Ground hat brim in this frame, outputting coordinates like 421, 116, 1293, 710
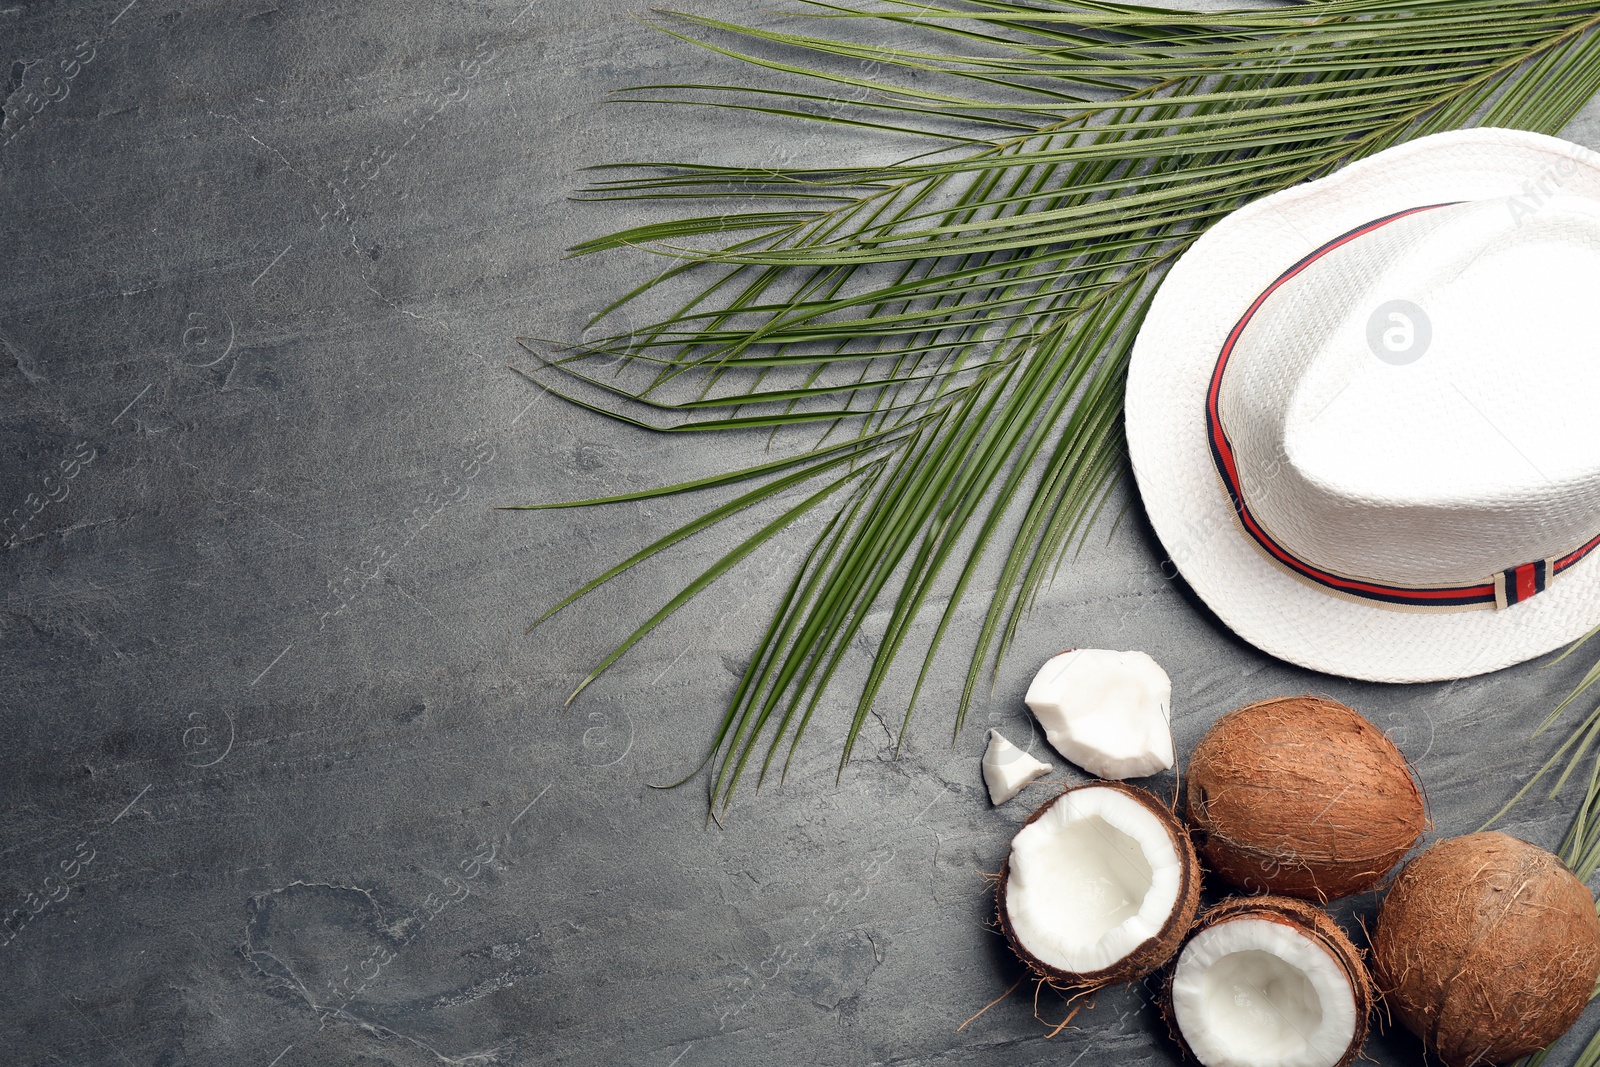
1126, 128, 1600, 683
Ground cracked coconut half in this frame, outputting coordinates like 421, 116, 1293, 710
998, 782, 1200, 990
1165, 897, 1372, 1067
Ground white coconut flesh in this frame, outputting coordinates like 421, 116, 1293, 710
1171, 919, 1357, 1067
983, 728, 1053, 805
1024, 649, 1175, 780
1005, 786, 1183, 974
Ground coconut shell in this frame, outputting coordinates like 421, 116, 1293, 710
1371, 831, 1600, 1067
996, 781, 1202, 990
1161, 895, 1374, 1067
1186, 695, 1426, 900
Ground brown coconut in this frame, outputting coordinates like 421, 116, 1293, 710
1162, 896, 1374, 1067
1372, 831, 1600, 1067
996, 781, 1202, 990
1186, 695, 1427, 900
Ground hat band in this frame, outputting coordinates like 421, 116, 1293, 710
1205, 204, 1600, 611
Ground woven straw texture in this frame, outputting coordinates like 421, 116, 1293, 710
1127, 129, 1600, 681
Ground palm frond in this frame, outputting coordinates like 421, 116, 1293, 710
519, 0, 1600, 814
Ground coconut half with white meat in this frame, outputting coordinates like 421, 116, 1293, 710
997, 782, 1201, 989
1164, 897, 1373, 1067
1024, 649, 1175, 779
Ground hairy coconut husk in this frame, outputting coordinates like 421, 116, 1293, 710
1371, 831, 1600, 1067
1161, 895, 1374, 1067
1186, 695, 1427, 900
996, 781, 1202, 991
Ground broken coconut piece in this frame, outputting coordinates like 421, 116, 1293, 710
982, 729, 1052, 805
1165, 897, 1372, 1067
1023, 649, 1175, 779
998, 782, 1200, 989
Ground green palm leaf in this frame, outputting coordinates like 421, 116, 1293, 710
513, 0, 1600, 822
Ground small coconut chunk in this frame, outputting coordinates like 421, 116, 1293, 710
982, 729, 1052, 805
1004, 784, 1187, 976
1024, 649, 1174, 779
1171, 915, 1360, 1067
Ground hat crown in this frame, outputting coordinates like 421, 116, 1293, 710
1219, 196, 1600, 586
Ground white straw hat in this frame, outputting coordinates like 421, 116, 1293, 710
1126, 129, 1600, 682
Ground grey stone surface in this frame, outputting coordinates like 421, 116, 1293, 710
3, 2, 1600, 1065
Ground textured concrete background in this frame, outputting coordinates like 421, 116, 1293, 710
4, 2, 1600, 1065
